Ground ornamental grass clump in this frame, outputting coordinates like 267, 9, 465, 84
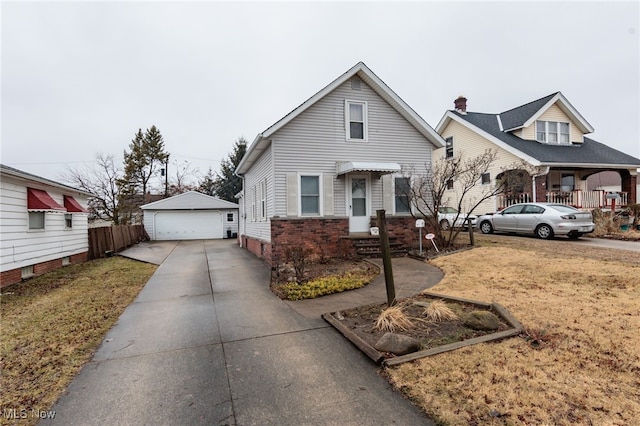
374, 305, 414, 333
423, 300, 458, 322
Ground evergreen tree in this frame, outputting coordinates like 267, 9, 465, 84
119, 125, 170, 198
198, 167, 217, 196
211, 137, 247, 202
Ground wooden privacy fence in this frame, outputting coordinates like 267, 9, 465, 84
88, 225, 148, 260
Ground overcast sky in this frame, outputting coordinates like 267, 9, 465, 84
2, 1, 639, 185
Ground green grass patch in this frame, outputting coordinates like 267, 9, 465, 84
278, 270, 377, 301
0, 257, 156, 426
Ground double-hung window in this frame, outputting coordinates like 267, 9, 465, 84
445, 137, 453, 158
260, 179, 267, 220
300, 175, 320, 215
394, 177, 411, 214
536, 120, 570, 144
345, 100, 367, 141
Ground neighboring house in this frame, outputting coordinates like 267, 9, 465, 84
235, 62, 445, 264
141, 191, 239, 240
1, 164, 91, 288
436, 93, 640, 214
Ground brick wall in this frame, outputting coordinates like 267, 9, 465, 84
270, 217, 350, 265
0, 251, 89, 289
240, 215, 430, 266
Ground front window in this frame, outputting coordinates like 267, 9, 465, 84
446, 179, 454, 190
394, 177, 411, 214
346, 100, 367, 141
300, 175, 320, 215
481, 172, 490, 185
536, 120, 570, 144
29, 212, 45, 230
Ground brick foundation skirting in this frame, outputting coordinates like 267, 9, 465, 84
0, 251, 89, 289
240, 216, 432, 266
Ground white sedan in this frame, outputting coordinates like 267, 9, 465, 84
477, 202, 594, 239
437, 206, 477, 230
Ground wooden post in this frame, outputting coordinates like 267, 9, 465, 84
376, 209, 396, 306
468, 218, 475, 246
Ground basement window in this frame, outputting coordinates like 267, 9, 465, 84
21, 265, 35, 279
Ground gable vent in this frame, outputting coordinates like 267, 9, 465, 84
351, 77, 362, 90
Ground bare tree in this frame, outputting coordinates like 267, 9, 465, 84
167, 159, 199, 196
403, 149, 532, 248
61, 153, 130, 225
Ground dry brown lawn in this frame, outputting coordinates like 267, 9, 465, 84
387, 234, 640, 425
0, 257, 156, 426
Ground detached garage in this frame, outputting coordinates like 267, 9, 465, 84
141, 191, 239, 241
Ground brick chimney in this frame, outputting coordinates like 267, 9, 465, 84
454, 96, 467, 114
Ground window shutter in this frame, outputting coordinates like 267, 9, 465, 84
382, 174, 394, 213
286, 173, 298, 216
323, 174, 334, 216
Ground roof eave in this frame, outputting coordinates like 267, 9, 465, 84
1, 164, 93, 197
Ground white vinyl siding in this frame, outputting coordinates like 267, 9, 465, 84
0, 177, 89, 273
271, 78, 434, 219
242, 143, 274, 242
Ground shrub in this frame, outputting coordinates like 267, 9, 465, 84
283, 245, 313, 284
278, 270, 374, 300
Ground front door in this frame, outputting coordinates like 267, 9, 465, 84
349, 175, 370, 233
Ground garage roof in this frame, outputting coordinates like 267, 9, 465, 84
141, 191, 239, 210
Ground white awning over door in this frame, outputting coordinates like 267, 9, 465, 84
336, 161, 401, 175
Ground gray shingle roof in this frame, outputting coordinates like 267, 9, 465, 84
498, 92, 558, 131
453, 111, 640, 166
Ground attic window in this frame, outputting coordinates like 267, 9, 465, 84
345, 100, 368, 141
351, 77, 362, 90
536, 120, 570, 144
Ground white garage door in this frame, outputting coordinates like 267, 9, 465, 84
154, 211, 223, 240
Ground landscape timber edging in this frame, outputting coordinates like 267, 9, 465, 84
322, 291, 523, 367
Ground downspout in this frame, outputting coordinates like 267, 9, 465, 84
532, 167, 550, 203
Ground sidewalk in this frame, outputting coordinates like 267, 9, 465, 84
44, 240, 436, 425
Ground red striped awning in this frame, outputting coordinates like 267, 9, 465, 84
27, 188, 66, 211
64, 195, 88, 213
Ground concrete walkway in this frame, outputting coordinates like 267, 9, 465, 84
44, 240, 437, 425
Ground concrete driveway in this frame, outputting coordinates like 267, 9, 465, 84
44, 240, 434, 425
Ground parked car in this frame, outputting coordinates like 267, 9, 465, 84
477, 203, 594, 239
437, 206, 477, 230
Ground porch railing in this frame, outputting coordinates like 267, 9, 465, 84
497, 191, 629, 210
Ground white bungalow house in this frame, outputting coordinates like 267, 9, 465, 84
141, 191, 239, 240
435, 93, 640, 214
1, 164, 91, 288
235, 62, 445, 264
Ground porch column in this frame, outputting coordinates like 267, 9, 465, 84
622, 174, 637, 204
534, 175, 547, 203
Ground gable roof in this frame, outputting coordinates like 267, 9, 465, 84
140, 191, 239, 210
498, 92, 594, 133
438, 110, 640, 168
1, 163, 93, 197
236, 61, 445, 175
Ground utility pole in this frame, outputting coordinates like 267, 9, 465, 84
164, 156, 169, 198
